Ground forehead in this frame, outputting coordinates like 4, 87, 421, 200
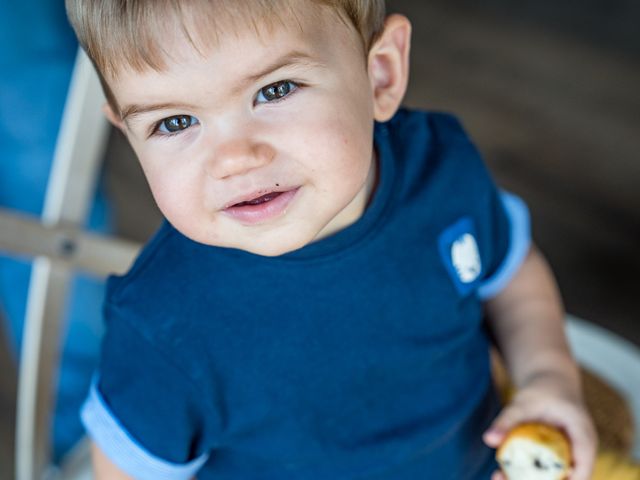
107, 3, 364, 109
104, 1, 357, 82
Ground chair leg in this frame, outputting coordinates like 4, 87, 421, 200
16, 259, 71, 480
14, 48, 109, 480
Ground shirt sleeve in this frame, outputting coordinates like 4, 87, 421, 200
429, 113, 532, 301
476, 190, 531, 300
80, 311, 216, 480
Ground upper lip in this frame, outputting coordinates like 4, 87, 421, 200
223, 186, 298, 209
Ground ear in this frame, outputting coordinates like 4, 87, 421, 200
368, 14, 412, 122
102, 102, 126, 131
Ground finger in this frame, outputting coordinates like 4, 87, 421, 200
483, 408, 523, 447
570, 449, 596, 480
565, 420, 597, 480
568, 432, 597, 480
491, 470, 506, 480
483, 428, 504, 448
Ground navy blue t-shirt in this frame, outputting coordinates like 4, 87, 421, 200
82, 109, 530, 479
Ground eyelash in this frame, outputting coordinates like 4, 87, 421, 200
149, 80, 301, 138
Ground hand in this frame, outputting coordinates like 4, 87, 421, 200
482, 379, 597, 480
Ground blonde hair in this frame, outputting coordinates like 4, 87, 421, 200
65, 0, 386, 80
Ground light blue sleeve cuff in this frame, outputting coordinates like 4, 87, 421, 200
80, 376, 210, 480
477, 191, 531, 300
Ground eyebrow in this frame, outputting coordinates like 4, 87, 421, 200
120, 50, 323, 122
231, 50, 322, 96
121, 101, 198, 122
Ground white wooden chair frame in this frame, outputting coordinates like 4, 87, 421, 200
0, 50, 139, 480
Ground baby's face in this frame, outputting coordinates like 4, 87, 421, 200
109, 6, 378, 256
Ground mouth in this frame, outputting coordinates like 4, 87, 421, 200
233, 191, 286, 207
222, 187, 300, 224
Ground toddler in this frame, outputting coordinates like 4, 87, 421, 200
65, 1, 597, 478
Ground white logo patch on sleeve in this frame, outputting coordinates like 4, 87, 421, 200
451, 233, 481, 283
438, 217, 483, 296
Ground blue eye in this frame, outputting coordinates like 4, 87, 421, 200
255, 81, 298, 104
156, 115, 199, 135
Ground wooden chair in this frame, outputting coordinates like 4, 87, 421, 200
0, 49, 139, 480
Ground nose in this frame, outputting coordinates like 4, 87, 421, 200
207, 138, 275, 180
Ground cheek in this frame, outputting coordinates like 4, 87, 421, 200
330, 90, 374, 176
311, 134, 373, 209
324, 118, 374, 181
302, 97, 372, 159
138, 156, 201, 220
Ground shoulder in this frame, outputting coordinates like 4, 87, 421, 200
379, 109, 531, 298
105, 221, 185, 303
380, 108, 495, 207
383, 108, 488, 179
103, 221, 222, 338
384, 108, 474, 152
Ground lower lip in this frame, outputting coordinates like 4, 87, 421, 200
223, 188, 300, 224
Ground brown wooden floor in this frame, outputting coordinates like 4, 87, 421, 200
1, 2, 638, 478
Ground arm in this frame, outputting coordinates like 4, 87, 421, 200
483, 245, 597, 480
92, 443, 134, 480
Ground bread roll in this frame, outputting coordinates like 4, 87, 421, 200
496, 423, 572, 480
